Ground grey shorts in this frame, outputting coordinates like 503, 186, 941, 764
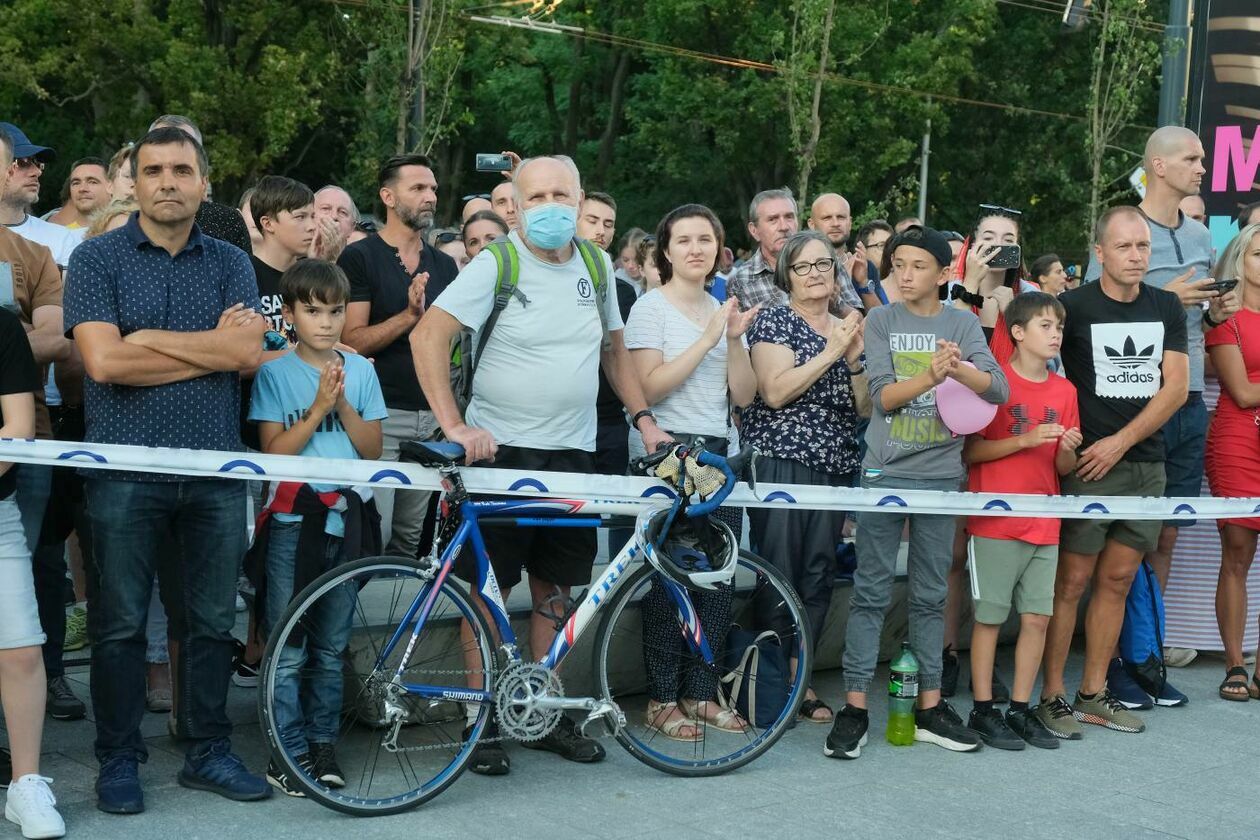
1059, 461, 1166, 555
0, 496, 46, 650
968, 536, 1057, 624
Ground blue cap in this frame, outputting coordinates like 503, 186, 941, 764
0, 122, 55, 162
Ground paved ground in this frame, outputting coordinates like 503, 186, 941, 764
28, 642, 1258, 840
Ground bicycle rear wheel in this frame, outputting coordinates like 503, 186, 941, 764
258, 556, 495, 816
592, 549, 810, 776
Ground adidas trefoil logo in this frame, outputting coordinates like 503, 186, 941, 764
1103, 336, 1156, 384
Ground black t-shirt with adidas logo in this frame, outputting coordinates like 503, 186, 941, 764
1059, 279, 1187, 462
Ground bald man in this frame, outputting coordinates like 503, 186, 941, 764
809, 192, 882, 310
1083, 125, 1239, 709
314, 185, 358, 240
461, 195, 491, 224
1178, 194, 1206, 225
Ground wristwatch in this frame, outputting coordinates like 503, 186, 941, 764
631, 409, 655, 430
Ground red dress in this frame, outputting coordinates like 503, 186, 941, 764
1205, 308, 1260, 531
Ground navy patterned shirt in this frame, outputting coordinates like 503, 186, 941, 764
63, 212, 261, 481
740, 305, 861, 476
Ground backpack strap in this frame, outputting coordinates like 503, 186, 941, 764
468, 239, 528, 388
574, 237, 612, 351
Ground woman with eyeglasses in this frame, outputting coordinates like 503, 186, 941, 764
624, 204, 757, 741
742, 230, 870, 724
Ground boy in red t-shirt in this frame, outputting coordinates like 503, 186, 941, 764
963, 292, 1080, 750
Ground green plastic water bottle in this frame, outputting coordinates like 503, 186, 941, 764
886, 642, 919, 746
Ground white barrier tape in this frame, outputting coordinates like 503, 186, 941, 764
0, 437, 1253, 521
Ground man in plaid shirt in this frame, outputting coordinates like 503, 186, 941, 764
728, 188, 863, 315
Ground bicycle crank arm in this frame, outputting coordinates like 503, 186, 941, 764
532, 695, 601, 712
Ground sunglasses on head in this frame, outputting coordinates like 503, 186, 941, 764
461, 193, 491, 202
434, 230, 460, 245
978, 203, 1022, 219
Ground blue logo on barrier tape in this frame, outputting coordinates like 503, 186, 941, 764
509, 477, 549, 492
1253, 505, 1260, 514
982, 499, 1013, 511
218, 459, 265, 475
368, 469, 412, 485
764, 491, 797, 504
1082, 502, 1110, 514
641, 486, 677, 500
877, 495, 908, 507
1171, 504, 1196, 516
57, 449, 108, 464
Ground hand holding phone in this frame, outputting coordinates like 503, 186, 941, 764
475, 153, 513, 173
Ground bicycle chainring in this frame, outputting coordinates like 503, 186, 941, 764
494, 661, 564, 742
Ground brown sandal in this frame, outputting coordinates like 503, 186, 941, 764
1219, 666, 1250, 702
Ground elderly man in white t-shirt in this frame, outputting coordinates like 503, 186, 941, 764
412, 155, 671, 774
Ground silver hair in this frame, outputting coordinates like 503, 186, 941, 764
149, 114, 203, 145
315, 185, 360, 223
749, 188, 797, 224
512, 155, 583, 207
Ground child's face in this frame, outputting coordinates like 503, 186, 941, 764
642, 252, 662, 289
264, 203, 317, 258
283, 296, 346, 351
890, 244, 948, 304
1012, 308, 1063, 360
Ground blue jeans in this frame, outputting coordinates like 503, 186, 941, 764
14, 464, 67, 677
262, 520, 355, 757
86, 478, 245, 762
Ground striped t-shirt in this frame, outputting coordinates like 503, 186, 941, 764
624, 288, 731, 436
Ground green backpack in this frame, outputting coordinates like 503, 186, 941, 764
451, 237, 610, 410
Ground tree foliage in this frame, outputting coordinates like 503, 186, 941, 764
0, 0, 1162, 259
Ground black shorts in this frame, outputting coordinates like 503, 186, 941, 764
454, 446, 598, 590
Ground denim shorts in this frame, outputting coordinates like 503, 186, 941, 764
0, 496, 46, 650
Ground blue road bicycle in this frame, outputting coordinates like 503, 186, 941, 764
258, 439, 810, 816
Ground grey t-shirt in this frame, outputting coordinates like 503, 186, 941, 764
1085, 209, 1212, 392
432, 230, 622, 451
862, 302, 1009, 479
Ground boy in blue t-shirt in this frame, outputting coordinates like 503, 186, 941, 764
248, 259, 387, 796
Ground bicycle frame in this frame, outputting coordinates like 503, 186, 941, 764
375, 495, 719, 704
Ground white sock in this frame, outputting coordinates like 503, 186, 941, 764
465, 701, 481, 728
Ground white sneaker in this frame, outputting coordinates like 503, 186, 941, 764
4, 775, 65, 839
1163, 647, 1197, 668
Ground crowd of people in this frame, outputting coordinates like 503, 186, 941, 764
0, 112, 1259, 837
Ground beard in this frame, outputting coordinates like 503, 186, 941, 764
397, 202, 435, 232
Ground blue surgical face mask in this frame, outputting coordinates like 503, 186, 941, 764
521, 202, 577, 250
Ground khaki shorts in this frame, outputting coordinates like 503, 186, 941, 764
967, 536, 1057, 625
1059, 461, 1166, 556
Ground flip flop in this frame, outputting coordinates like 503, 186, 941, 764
1219, 666, 1250, 702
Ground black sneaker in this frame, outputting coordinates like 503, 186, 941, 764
464, 721, 509, 776
968, 668, 1011, 704
231, 641, 260, 688
308, 742, 345, 788
1005, 708, 1060, 750
266, 756, 312, 797
519, 715, 606, 763
914, 701, 981, 752
822, 705, 869, 760
0, 746, 10, 789
47, 675, 86, 721
967, 707, 1025, 751
941, 647, 959, 698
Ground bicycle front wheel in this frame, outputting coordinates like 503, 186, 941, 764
258, 556, 495, 816
592, 549, 810, 777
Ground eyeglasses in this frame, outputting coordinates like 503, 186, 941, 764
789, 257, 835, 277
978, 203, 1022, 219
434, 230, 460, 245
12, 157, 45, 172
